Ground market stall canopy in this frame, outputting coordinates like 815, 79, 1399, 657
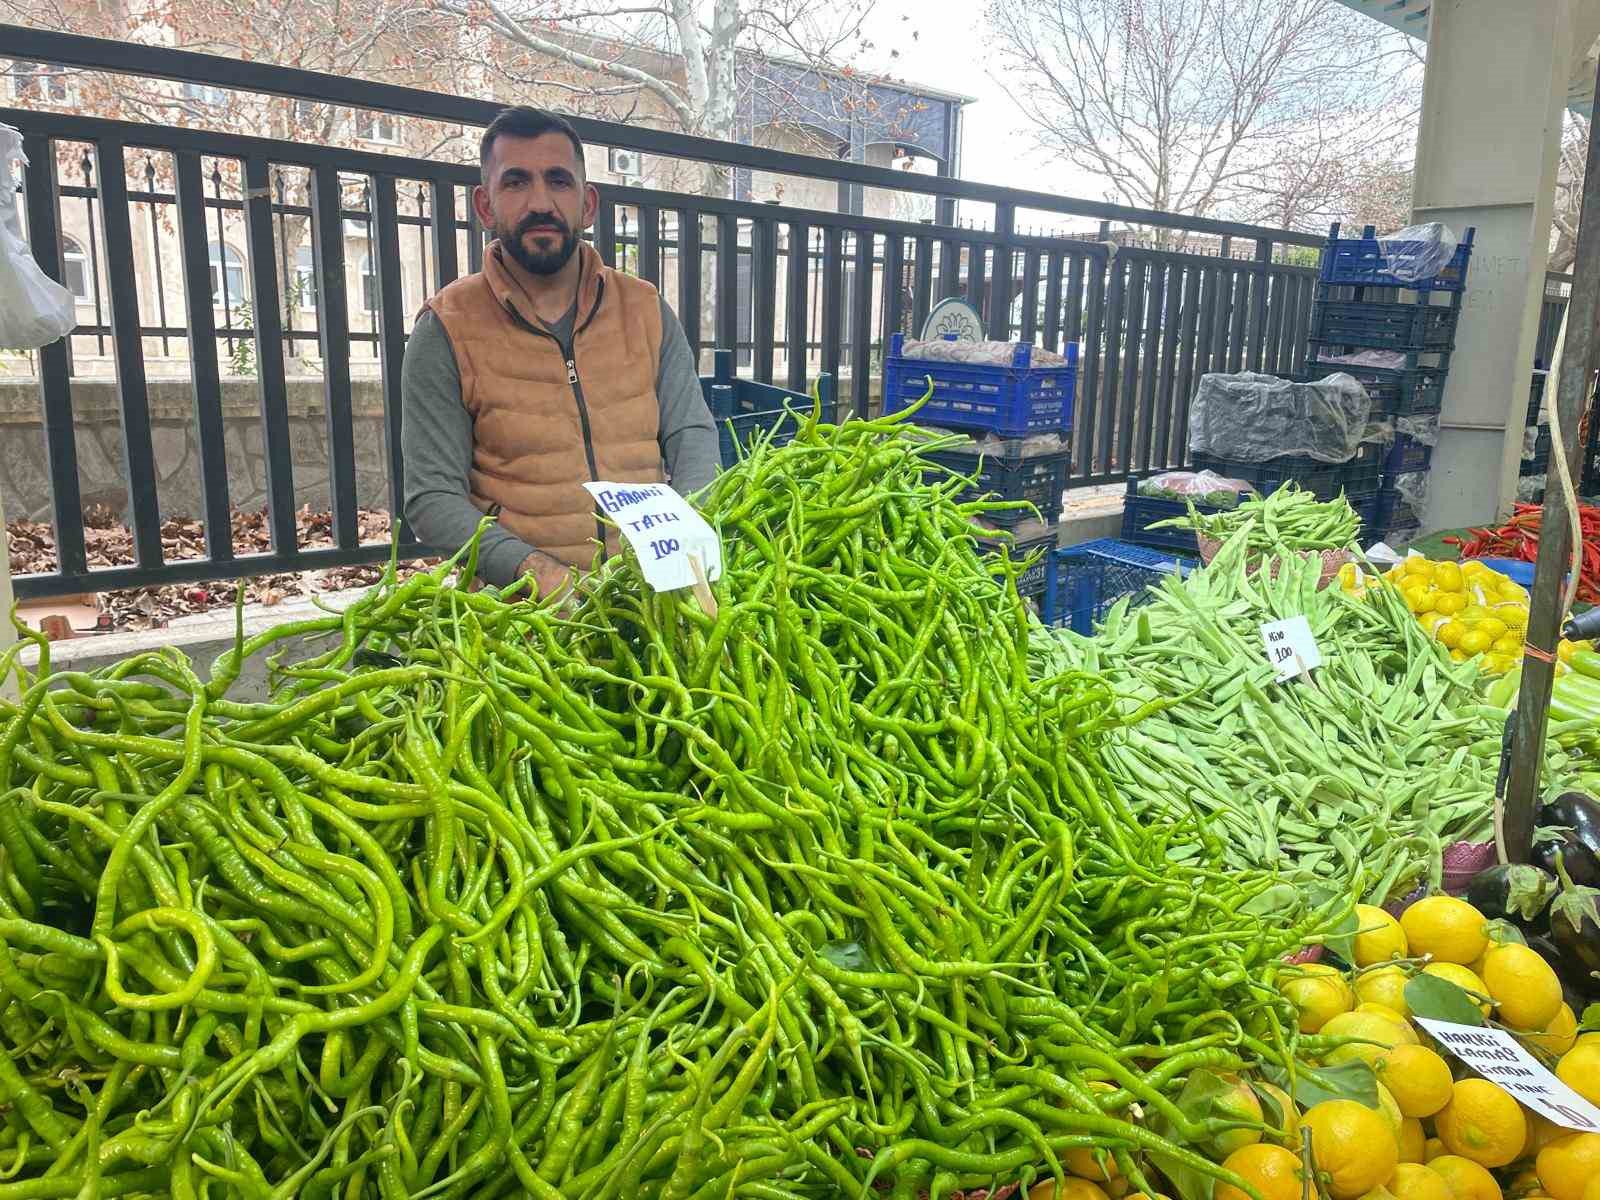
1332, 0, 1600, 116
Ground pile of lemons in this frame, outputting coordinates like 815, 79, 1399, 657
1269, 895, 1600, 1200
1337, 556, 1579, 675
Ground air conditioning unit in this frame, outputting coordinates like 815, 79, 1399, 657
607, 148, 641, 180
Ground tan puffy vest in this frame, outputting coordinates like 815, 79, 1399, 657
422, 240, 666, 567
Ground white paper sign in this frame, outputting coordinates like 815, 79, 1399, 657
1260, 615, 1322, 681
1418, 1019, 1600, 1132
582, 481, 722, 593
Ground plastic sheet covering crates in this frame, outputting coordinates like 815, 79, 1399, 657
1318, 222, 1475, 293
1302, 358, 1447, 418
1041, 539, 1191, 634
1523, 426, 1552, 477
1118, 479, 1245, 556
1375, 475, 1428, 531
701, 350, 837, 467
975, 520, 1056, 599
883, 332, 1076, 437
924, 438, 1071, 527
1310, 298, 1459, 353
1529, 372, 1547, 427
1188, 444, 1382, 501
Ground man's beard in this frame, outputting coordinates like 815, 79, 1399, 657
498, 211, 579, 276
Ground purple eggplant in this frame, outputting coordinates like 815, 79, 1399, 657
1531, 792, 1600, 889
1547, 856, 1600, 998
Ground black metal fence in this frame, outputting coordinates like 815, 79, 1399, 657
2, 25, 1339, 599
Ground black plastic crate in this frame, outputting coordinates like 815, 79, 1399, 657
925, 440, 1071, 527
1302, 357, 1447, 418
976, 521, 1056, 598
1384, 431, 1433, 475
1529, 373, 1546, 426
1375, 475, 1428, 530
711, 389, 840, 465
1318, 223, 1474, 292
1311, 298, 1459, 353
1188, 444, 1383, 501
1041, 539, 1193, 633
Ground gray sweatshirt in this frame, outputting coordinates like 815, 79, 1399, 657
401, 298, 720, 586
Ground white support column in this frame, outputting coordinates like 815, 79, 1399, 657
1413, 0, 1584, 531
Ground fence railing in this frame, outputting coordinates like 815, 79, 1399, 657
2, 25, 1337, 600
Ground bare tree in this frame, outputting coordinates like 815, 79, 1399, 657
1550, 112, 1589, 273
985, 0, 1419, 243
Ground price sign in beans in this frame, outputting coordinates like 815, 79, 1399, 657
583, 481, 723, 593
1260, 615, 1322, 681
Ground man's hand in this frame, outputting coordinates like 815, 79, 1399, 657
518, 550, 575, 600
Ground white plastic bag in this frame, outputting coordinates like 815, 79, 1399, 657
0, 123, 75, 351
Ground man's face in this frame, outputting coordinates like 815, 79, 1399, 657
474, 131, 597, 276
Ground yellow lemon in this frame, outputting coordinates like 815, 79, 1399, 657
1477, 617, 1509, 642
1522, 1110, 1566, 1160
1459, 629, 1495, 657
1356, 1004, 1421, 1044
1434, 562, 1464, 592
1559, 640, 1580, 663
1398, 1118, 1427, 1164
1215, 1144, 1306, 1200
1323, 1010, 1416, 1066
1255, 1081, 1301, 1149
1300, 1100, 1401, 1200
1537, 1133, 1600, 1200
1281, 963, 1355, 1033
1494, 635, 1523, 655
1522, 1004, 1578, 1059
1424, 1139, 1447, 1163
1210, 1073, 1265, 1157
1555, 1043, 1600, 1106
1355, 905, 1411, 967
1482, 943, 1564, 1030
1422, 963, 1492, 1016
1435, 1078, 1526, 1168
1436, 595, 1468, 618
1403, 897, 1490, 965
1377, 1044, 1454, 1118
1030, 1182, 1112, 1200
1392, 1164, 1456, 1200
1429, 1156, 1504, 1200
1404, 557, 1436, 578
1357, 966, 1413, 1019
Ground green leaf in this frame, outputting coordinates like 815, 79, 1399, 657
1404, 973, 1486, 1026
1151, 1150, 1217, 1200
1242, 883, 1302, 918
819, 940, 873, 972
1321, 907, 1361, 966
1263, 1060, 1378, 1110
1581, 1003, 1600, 1032
1484, 919, 1527, 947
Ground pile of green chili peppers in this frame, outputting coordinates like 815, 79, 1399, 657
0, 403, 1343, 1199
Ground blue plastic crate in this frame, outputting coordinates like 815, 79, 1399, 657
1318, 223, 1475, 292
1118, 478, 1251, 555
708, 383, 839, 466
1041, 539, 1192, 633
924, 440, 1071, 526
1374, 473, 1429, 530
1302, 360, 1447, 418
883, 332, 1076, 437
976, 523, 1057, 598
1385, 431, 1433, 475
1311, 299, 1458, 352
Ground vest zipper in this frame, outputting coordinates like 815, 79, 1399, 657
502, 278, 610, 556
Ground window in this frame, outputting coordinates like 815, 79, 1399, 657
60, 235, 90, 302
360, 254, 378, 311
354, 112, 399, 145
11, 61, 70, 103
182, 81, 229, 105
294, 245, 317, 311
208, 241, 247, 308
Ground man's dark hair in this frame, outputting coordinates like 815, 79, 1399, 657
479, 107, 586, 183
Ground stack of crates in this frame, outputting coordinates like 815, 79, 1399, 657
882, 332, 1077, 605
1040, 539, 1192, 633
1307, 223, 1474, 545
1523, 370, 1549, 502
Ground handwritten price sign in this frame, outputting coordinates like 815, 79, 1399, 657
583, 481, 723, 593
1260, 615, 1322, 682
1418, 1020, 1600, 1132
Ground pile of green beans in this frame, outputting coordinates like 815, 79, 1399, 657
1031, 529, 1500, 904
1149, 484, 1362, 553
0, 406, 1341, 1199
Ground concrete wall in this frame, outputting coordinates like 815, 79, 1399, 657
0, 376, 393, 525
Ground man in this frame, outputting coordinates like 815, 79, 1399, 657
402, 106, 719, 595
